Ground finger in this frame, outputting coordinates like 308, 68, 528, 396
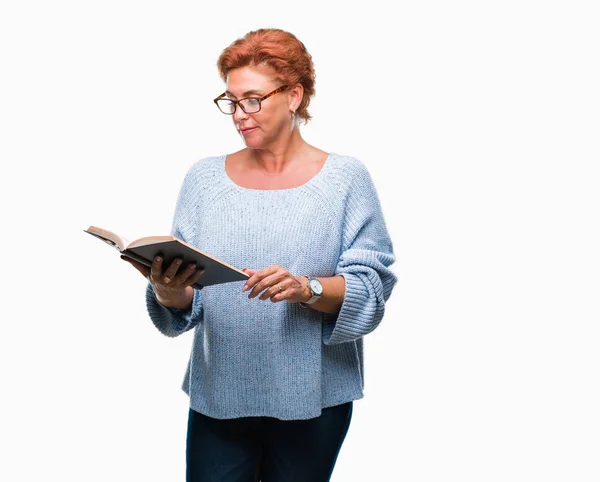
150, 255, 164, 282
241, 268, 260, 293
244, 266, 281, 296
251, 271, 284, 299
259, 278, 288, 301
187, 266, 206, 287
259, 284, 277, 301
175, 263, 201, 285
241, 268, 255, 286
163, 258, 184, 284
270, 289, 286, 303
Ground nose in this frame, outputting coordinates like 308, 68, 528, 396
233, 104, 249, 124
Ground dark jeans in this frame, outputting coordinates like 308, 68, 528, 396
186, 401, 353, 482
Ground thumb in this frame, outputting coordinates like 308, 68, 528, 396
121, 255, 151, 278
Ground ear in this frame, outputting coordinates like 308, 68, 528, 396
289, 83, 304, 112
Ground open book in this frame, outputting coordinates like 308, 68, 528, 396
84, 225, 249, 289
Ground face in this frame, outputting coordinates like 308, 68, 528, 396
224, 65, 299, 149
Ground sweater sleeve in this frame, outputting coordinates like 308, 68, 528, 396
145, 282, 203, 337
145, 167, 205, 338
322, 163, 397, 345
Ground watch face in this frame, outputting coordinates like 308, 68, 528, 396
309, 278, 323, 295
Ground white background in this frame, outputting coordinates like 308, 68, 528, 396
1, 1, 598, 481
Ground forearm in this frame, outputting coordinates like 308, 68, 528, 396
301, 275, 345, 315
155, 285, 195, 310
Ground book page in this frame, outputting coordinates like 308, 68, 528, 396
84, 226, 129, 252
128, 236, 176, 249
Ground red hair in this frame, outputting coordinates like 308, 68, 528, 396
217, 29, 316, 124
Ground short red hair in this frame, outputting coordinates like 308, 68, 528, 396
217, 29, 316, 124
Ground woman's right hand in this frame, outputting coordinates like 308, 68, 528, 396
121, 255, 205, 309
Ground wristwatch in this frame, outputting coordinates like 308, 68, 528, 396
300, 276, 323, 307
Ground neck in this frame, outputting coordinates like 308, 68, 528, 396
248, 128, 309, 175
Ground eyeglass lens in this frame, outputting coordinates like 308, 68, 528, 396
216, 98, 261, 114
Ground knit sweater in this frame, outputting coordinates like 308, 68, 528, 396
145, 152, 397, 420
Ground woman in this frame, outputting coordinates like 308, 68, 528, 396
122, 28, 397, 482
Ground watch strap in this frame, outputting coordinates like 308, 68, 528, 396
299, 276, 321, 308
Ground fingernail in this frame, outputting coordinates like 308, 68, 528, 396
242, 285, 248, 292
164, 277, 171, 284
155, 256, 162, 262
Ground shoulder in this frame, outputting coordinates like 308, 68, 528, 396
327, 153, 377, 193
174, 155, 227, 203
185, 155, 226, 180
328, 152, 367, 172
174, 155, 228, 193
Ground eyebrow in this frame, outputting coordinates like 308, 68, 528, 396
225, 89, 264, 98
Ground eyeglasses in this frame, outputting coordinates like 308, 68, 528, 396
214, 85, 289, 115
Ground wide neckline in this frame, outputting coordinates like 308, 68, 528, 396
222, 152, 333, 193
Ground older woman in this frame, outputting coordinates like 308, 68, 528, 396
122, 28, 397, 482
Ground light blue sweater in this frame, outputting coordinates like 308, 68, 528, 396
145, 152, 397, 420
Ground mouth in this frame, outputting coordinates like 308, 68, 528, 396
239, 127, 257, 135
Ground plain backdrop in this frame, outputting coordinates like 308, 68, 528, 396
1, 1, 599, 481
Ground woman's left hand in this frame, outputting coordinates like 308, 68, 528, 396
241, 265, 309, 304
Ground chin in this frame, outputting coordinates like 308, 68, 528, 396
242, 140, 264, 149
240, 134, 265, 149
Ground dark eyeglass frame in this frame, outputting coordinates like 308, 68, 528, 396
213, 85, 289, 115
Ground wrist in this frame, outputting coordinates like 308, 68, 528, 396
299, 275, 323, 307
301, 276, 312, 303
155, 286, 194, 310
